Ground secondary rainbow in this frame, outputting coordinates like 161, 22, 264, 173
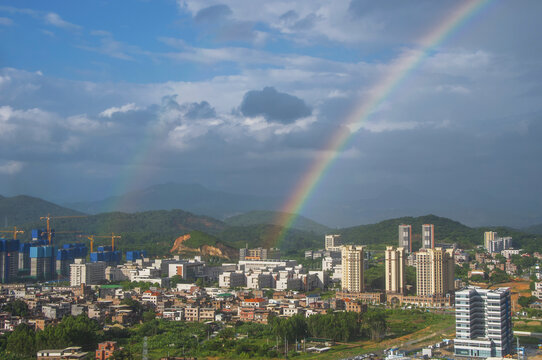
273, 0, 495, 244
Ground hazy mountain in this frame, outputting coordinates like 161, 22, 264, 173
305, 185, 542, 229
225, 210, 330, 235
65, 183, 280, 220
0, 195, 85, 228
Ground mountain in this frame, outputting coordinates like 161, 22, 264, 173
225, 210, 330, 235
219, 224, 322, 255
65, 183, 280, 220
305, 185, 542, 228
524, 223, 542, 235
0, 195, 85, 228
336, 214, 540, 252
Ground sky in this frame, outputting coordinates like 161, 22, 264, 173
1, 0, 542, 225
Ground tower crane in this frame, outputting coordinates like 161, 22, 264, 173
0, 226, 24, 240
78, 233, 121, 252
40, 214, 86, 245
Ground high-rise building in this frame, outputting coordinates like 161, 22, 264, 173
416, 247, 454, 296
484, 232, 513, 253
385, 246, 405, 294
0, 239, 19, 283
325, 234, 342, 251
70, 259, 107, 286
454, 287, 513, 357
422, 224, 435, 249
341, 245, 364, 292
30, 245, 56, 281
484, 231, 497, 250
398, 225, 412, 253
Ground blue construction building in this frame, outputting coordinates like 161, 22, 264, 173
90, 245, 121, 265
0, 239, 19, 283
56, 243, 88, 277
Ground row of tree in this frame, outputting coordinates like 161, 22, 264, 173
269, 309, 388, 343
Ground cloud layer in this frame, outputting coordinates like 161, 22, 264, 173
0, 1, 541, 226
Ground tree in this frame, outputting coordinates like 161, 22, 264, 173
518, 296, 537, 308
362, 311, 387, 342
2, 300, 29, 317
6, 323, 36, 357
111, 348, 135, 360
142, 311, 156, 323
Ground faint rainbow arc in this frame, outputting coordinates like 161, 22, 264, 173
272, 0, 494, 245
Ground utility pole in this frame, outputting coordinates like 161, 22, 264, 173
142, 336, 148, 360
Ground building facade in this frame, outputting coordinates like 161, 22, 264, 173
398, 225, 412, 253
416, 247, 454, 296
341, 245, 364, 292
422, 224, 435, 249
454, 287, 513, 358
385, 246, 405, 294
325, 234, 342, 251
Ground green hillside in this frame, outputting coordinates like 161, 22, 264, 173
0, 195, 85, 227
219, 224, 321, 255
15, 209, 227, 256
338, 214, 540, 252
225, 210, 330, 235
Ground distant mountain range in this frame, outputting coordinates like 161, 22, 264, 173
225, 210, 330, 235
0, 195, 84, 227
65, 183, 280, 220
63, 182, 542, 228
1, 189, 540, 256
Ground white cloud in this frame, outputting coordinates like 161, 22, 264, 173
0, 17, 13, 26
99, 103, 140, 118
44, 12, 81, 30
0, 161, 24, 175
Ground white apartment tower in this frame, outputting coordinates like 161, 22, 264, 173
422, 224, 435, 249
385, 246, 405, 294
416, 247, 454, 296
398, 225, 412, 253
70, 259, 106, 286
454, 287, 513, 357
325, 234, 342, 251
341, 245, 364, 292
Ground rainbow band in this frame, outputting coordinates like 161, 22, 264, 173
273, 0, 494, 244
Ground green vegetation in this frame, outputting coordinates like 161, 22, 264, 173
225, 210, 331, 235
1, 315, 100, 359
2, 300, 29, 317
0, 195, 84, 228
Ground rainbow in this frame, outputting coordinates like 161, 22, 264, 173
273, 0, 494, 245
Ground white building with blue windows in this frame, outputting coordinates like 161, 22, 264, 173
454, 287, 513, 358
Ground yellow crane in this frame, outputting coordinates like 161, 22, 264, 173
40, 214, 86, 245
0, 226, 24, 240
79, 233, 121, 252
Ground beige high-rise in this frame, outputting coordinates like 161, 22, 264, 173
341, 245, 364, 292
385, 246, 405, 294
416, 247, 454, 296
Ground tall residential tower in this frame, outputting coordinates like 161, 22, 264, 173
416, 247, 454, 296
341, 245, 364, 293
385, 246, 405, 294
398, 225, 412, 253
422, 224, 435, 249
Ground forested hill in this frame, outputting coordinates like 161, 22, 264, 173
337, 214, 540, 251
225, 210, 330, 235
0, 195, 85, 226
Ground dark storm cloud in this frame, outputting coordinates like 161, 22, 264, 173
239, 87, 311, 123
194, 4, 232, 23
183, 101, 217, 119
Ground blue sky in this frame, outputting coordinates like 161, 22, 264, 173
1, 0, 542, 227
